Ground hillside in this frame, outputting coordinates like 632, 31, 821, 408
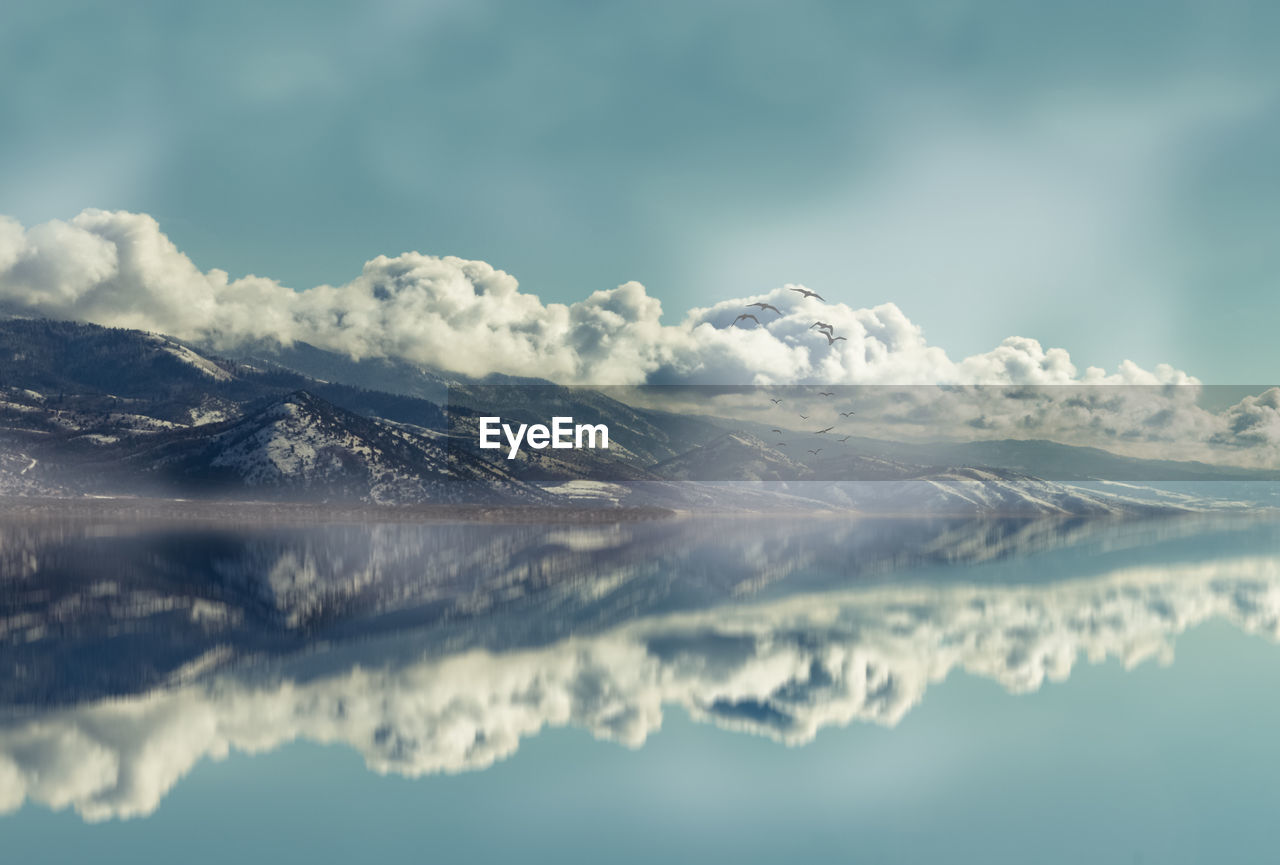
0, 316, 1264, 514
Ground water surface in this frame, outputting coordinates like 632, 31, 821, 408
2, 512, 1278, 863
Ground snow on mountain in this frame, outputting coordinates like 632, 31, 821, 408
148, 334, 234, 381
650, 432, 813, 481
0, 448, 66, 496
207, 395, 397, 485
120, 391, 538, 504
864, 467, 1173, 516
643, 437, 1185, 515
0, 315, 1268, 512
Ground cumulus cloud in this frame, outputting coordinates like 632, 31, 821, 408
0, 208, 1202, 388
1214, 388, 1280, 448
4, 209, 1277, 465
3, 549, 1279, 821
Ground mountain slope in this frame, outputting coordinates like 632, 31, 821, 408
110, 392, 538, 503
227, 340, 729, 464
650, 432, 814, 481
0, 315, 1265, 513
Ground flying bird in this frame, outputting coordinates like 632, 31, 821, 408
769, 398, 783, 405
838, 436, 851, 443
823, 333, 847, 345
806, 448, 823, 455
818, 391, 834, 397
775, 442, 788, 447
810, 322, 834, 332
771, 428, 783, 434
798, 414, 809, 420
814, 427, 834, 434
733, 313, 761, 326
748, 302, 782, 314
790, 288, 825, 301
840, 411, 856, 417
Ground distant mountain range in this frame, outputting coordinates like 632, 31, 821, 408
0, 316, 1272, 514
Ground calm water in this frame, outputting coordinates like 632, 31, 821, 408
2, 512, 1279, 863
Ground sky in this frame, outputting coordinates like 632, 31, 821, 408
1, 0, 1278, 382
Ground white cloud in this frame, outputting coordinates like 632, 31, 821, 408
0, 208, 1202, 388
4, 209, 1279, 465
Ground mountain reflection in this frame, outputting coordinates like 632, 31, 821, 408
1, 512, 1278, 821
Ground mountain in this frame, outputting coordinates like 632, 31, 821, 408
0, 315, 1266, 513
650, 432, 814, 481
855, 437, 1280, 482
636, 432, 1208, 515
813, 467, 1174, 515
0, 317, 241, 405
224, 339, 455, 402
0, 319, 535, 503
221, 340, 730, 463
106, 391, 539, 503
202, 335, 1280, 489
650, 432, 930, 482
0, 317, 448, 432
729, 415, 1280, 483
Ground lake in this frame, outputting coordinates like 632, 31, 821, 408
2, 511, 1278, 863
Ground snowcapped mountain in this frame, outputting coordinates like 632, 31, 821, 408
0, 315, 1267, 513
0, 448, 66, 497
0, 318, 473, 502
109, 392, 540, 503
805, 467, 1180, 516
637, 434, 1198, 515
650, 432, 814, 481
648, 431, 936, 483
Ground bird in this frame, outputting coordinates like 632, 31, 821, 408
733, 313, 760, 326
814, 426, 834, 434
771, 428, 783, 434
769, 398, 783, 405
798, 414, 809, 420
790, 288, 825, 301
748, 302, 782, 314
810, 321, 835, 332
818, 391, 834, 397
839, 411, 856, 417
823, 333, 847, 345
807, 448, 823, 455
838, 436, 851, 443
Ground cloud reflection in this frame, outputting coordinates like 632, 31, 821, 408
2, 524, 1277, 821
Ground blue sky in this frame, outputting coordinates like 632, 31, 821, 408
2, 0, 1277, 381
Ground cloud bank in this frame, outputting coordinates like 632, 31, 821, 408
5, 209, 1277, 465
0, 209, 1200, 387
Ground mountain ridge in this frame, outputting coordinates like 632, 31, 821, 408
1, 315, 1269, 514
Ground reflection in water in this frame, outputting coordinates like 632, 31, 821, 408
1, 513, 1278, 820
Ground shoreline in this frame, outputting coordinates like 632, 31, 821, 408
0, 494, 1260, 526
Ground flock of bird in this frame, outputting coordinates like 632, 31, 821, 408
727, 286, 859, 460
731, 287, 848, 347
763, 388, 857, 458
